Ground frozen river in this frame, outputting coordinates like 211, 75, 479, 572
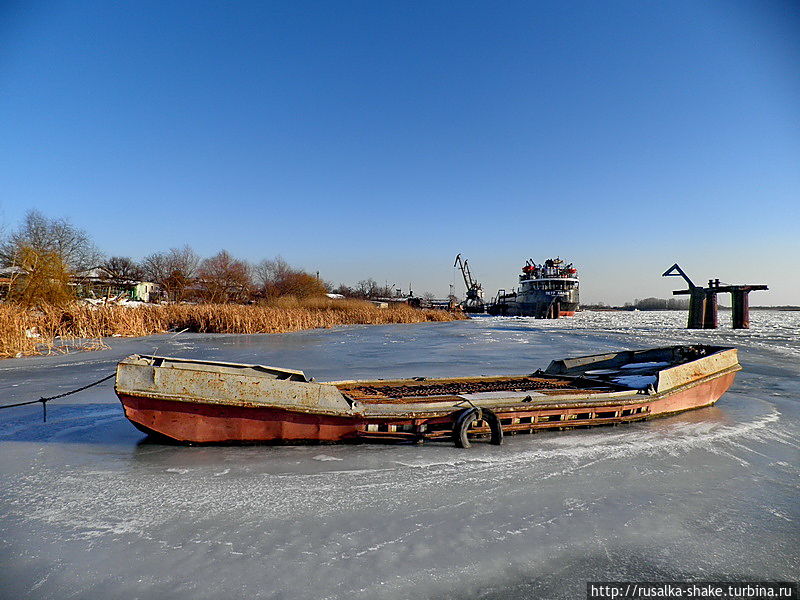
1, 311, 798, 599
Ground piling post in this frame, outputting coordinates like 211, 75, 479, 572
703, 290, 719, 329
663, 263, 767, 330
731, 290, 751, 329
688, 287, 706, 329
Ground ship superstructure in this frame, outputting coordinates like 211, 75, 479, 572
488, 257, 579, 318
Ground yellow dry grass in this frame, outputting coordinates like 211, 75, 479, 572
0, 299, 465, 358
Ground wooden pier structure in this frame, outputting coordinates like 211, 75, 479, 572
662, 264, 768, 329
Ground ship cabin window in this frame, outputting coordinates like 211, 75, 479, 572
531, 280, 570, 291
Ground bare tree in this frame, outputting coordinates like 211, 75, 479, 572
272, 271, 328, 298
140, 252, 169, 289
330, 283, 359, 298
100, 256, 144, 282
197, 250, 250, 303
141, 245, 200, 302
356, 278, 379, 298
253, 256, 291, 292
355, 278, 395, 299
0, 209, 101, 272
255, 256, 328, 299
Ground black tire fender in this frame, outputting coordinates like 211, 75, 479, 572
452, 407, 480, 448
452, 407, 503, 448
482, 408, 504, 446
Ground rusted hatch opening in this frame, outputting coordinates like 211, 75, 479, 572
595, 411, 617, 419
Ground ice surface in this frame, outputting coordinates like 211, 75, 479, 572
612, 375, 658, 388
1, 311, 798, 599
619, 361, 670, 370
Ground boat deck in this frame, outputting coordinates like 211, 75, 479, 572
335, 375, 619, 404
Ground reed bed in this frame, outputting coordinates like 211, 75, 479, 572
0, 299, 465, 358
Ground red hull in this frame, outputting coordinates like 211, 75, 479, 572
119, 394, 362, 444
118, 372, 736, 444
646, 371, 735, 417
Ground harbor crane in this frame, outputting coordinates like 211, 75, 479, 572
453, 253, 485, 312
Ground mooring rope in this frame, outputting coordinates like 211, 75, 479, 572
0, 372, 116, 422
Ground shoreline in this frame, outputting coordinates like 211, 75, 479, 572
1, 300, 466, 359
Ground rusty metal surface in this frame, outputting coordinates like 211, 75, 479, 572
127, 355, 308, 380
119, 393, 361, 443
336, 376, 589, 402
655, 348, 739, 393
357, 389, 642, 418
356, 369, 738, 443
116, 355, 355, 416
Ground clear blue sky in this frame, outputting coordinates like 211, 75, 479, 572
2, 1, 798, 304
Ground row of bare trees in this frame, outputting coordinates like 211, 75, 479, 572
134, 248, 330, 303
331, 279, 398, 299
0, 210, 404, 306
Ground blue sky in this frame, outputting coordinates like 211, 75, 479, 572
1, 1, 798, 304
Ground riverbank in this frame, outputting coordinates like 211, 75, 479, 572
0, 299, 465, 358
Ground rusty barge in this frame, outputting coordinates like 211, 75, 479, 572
115, 345, 740, 447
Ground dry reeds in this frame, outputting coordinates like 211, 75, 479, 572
0, 299, 465, 358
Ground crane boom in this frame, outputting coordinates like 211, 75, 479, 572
453, 253, 485, 311
454, 254, 474, 290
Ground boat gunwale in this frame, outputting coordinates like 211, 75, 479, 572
119, 354, 308, 378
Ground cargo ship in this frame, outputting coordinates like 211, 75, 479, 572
488, 257, 579, 318
115, 345, 739, 448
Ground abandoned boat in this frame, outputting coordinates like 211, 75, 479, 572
115, 345, 740, 447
